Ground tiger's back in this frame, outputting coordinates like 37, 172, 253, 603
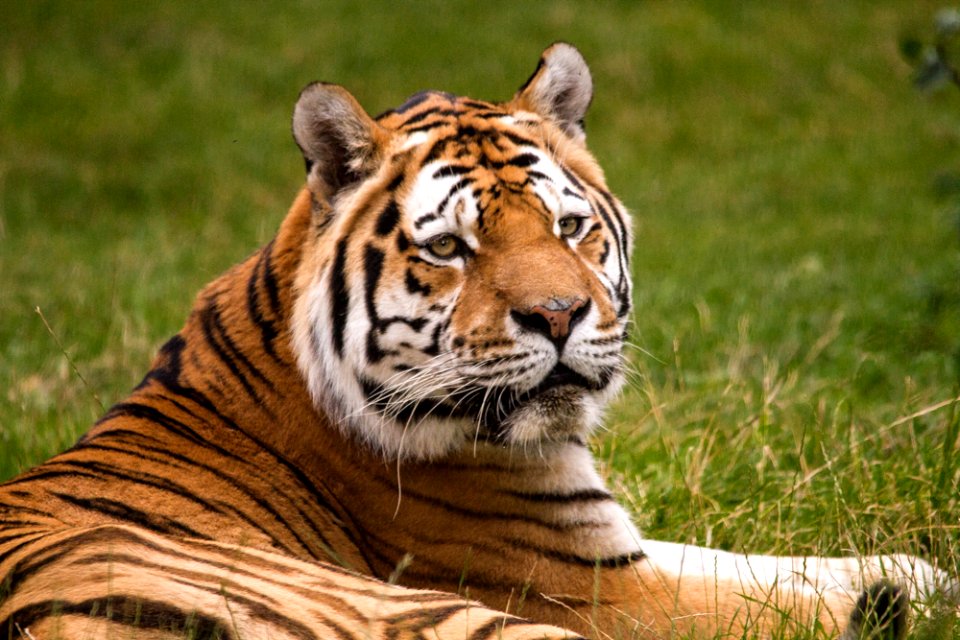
1, 44, 945, 640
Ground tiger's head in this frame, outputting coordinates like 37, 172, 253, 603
290, 44, 632, 460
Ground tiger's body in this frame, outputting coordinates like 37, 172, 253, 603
0, 44, 948, 639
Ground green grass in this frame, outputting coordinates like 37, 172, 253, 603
2, 1, 960, 637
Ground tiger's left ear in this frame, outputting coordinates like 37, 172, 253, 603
513, 43, 593, 142
292, 82, 389, 200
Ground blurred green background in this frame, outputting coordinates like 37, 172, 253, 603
3, 3, 960, 633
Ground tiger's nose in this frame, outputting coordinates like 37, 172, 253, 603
511, 297, 590, 348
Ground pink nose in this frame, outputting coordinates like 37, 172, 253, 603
512, 297, 589, 346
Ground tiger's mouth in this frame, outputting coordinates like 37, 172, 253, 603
360, 362, 608, 439
527, 362, 601, 395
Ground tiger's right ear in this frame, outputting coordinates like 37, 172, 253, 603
513, 43, 593, 142
292, 82, 388, 199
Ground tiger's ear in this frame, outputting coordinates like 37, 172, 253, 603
292, 82, 388, 198
513, 43, 593, 141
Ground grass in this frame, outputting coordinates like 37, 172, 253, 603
2, 1, 960, 637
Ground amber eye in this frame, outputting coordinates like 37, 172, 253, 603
558, 216, 584, 238
426, 235, 460, 258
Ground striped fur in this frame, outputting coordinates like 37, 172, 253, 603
0, 44, 949, 639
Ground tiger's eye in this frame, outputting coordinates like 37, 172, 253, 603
558, 216, 583, 238
427, 235, 459, 258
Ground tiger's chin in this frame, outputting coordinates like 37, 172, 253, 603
497, 385, 604, 449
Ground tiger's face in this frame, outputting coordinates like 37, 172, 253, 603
291, 45, 632, 460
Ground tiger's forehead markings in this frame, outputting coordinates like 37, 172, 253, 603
377, 90, 595, 250
406, 160, 482, 250
378, 91, 511, 137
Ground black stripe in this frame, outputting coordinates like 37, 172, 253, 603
386, 172, 405, 192
455, 124, 480, 138
560, 165, 585, 190
472, 111, 511, 120
435, 176, 471, 219
363, 245, 386, 364
179, 581, 337, 640
97, 401, 370, 568
361, 468, 606, 534
518, 55, 546, 94
597, 189, 629, 258
401, 107, 455, 128
461, 352, 527, 368
261, 240, 284, 318
378, 315, 428, 332
131, 334, 186, 394
617, 271, 631, 318
74, 441, 328, 558
526, 169, 550, 183
474, 188, 490, 231
159, 569, 334, 640
0, 466, 110, 489
422, 320, 443, 357
246, 244, 283, 365
590, 196, 624, 265
467, 364, 536, 383
404, 120, 449, 135
0, 500, 59, 521
83, 417, 346, 561
404, 269, 431, 296
422, 135, 452, 165
51, 492, 209, 539
330, 239, 350, 358
56, 457, 222, 513
1, 597, 234, 640
100, 401, 213, 450
382, 603, 469, 632
0, 532, 51, 567
458, 99, 495, 110
506, 536, 646, 568
375, 200, 401, 236
499, 130, 537, 148
432, 164, 472, 180
506, 488, 613, 503
413, 212, 438, 229
198, 303, 265, 402
359, 376, 466, 423
0, 526, 45, 544
598, 238, 610, 266
503, 152, 539, 168
590, 194, 631, 318
207, 299, 275, 390
470, 616, 575, 640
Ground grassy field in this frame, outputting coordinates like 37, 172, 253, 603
3, 1, 960, 637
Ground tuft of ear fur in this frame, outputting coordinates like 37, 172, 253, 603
841, 582, 909, 640
513, 42, 593, 141
292, 82, 387, 199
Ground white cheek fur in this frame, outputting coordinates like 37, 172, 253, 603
293, 266, 475, 461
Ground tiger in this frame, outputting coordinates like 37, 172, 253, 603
0, 43, 951, 640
